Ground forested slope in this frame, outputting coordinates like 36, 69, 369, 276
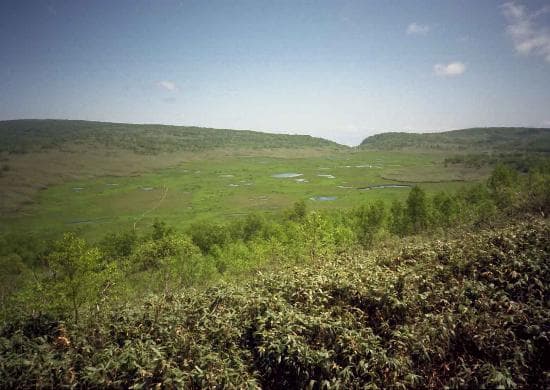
0, 120, 344, 154
360, 127, 550, 152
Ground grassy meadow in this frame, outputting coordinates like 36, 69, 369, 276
2, 148, 487, 240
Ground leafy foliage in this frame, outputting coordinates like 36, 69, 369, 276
1, 219, 548, 388
45, 233, 107, 324
355, 200, 385, 247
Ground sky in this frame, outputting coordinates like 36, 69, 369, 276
1, 1, 549, 145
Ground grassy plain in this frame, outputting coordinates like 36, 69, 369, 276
0, 119, 342, 215
1, 148, 487, 241
5, 120, 537, 241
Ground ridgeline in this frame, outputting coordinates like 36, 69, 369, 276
360, 127, 550, 152
0, 119, 345, 154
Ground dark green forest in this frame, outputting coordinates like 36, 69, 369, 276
0, 120, 343, 155
360, 127, 550, 152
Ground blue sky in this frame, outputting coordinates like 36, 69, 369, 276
1, 0, 549, 145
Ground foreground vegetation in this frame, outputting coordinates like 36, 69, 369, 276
1, 157, 549, 387
1, 217, 548, 388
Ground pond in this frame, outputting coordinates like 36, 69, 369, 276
317, 174, 336, 179
310, 196, 337, 201
272, 173, 303, 178
360, 184, 410, 190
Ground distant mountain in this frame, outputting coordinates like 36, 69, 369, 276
360, 127, 550, 152
0, 119, 345, 154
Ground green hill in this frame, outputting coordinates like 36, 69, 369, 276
0, 119, 345, 154
360, 127, 550, 152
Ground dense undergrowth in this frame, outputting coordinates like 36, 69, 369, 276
1, 218, 548, 388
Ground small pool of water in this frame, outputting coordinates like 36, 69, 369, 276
141, 187, 154, 191
360, 184, 410, 190
72, 187, 84, 192
310, 196, 337, 201
318, 174, 336, 179
272, 173, 303, 178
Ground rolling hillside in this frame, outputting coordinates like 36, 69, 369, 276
0, 119, 344, 154
360, 127, 550, 152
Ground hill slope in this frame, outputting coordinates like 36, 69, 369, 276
0, 119, 344, 154
1, 218, 548, 388
360, 127, 550, 152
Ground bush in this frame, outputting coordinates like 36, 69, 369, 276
1, 219, 548, 388
189, 221, 229, 254
355, 200, 385, 248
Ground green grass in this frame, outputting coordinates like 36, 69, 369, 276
2, 150, 485, 241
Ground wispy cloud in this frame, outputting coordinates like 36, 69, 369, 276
434, 62, 466, 77
407, 23, 430, 35
156, 80, 178, 92
501, 2, 550, 63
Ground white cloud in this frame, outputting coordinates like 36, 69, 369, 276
502, 2, 550, 63
407, 23, 430, 35
434, 62, 466, 77
156, 80, 178, 92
